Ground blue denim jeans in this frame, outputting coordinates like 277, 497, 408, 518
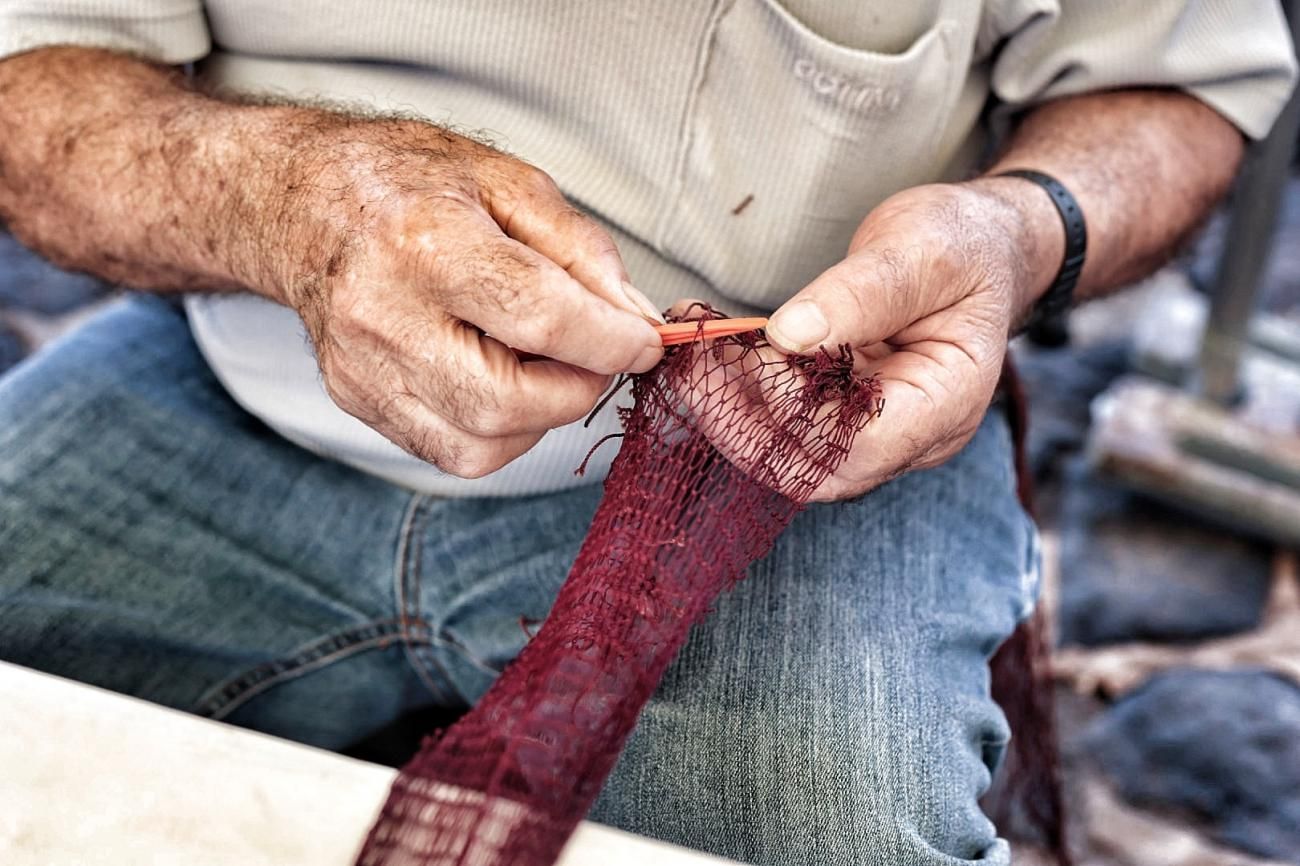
0, 296, 1038, 865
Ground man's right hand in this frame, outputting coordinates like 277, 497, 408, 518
0, 47, 663, 479
259, 121, 664, 477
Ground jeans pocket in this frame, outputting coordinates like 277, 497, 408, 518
657, 0, 970, 307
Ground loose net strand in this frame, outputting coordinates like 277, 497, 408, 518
354, 307, 882, 866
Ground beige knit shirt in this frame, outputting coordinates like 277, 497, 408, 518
2, 1, 1296, 495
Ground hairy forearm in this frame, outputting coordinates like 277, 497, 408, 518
1, 46, 669, 477
0, 45, 304, 299
1, 48, 1244, 323
973, 89, 1245, 315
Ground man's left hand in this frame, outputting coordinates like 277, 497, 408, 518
765, 181, 1056, 502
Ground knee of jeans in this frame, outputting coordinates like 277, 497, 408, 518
873, 761, 1009, 866
761, 727, 1007, 866
597, 694, 1008, 866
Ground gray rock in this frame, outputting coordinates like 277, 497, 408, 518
1056, 459, 1272, 646
1088, 669, 1300, 864
0, 230, 109, 315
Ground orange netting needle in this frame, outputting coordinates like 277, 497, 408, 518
654, 317, 768, 346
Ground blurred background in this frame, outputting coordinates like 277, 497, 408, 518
1013, 56, 1300, 865
4, 52, 1300, 866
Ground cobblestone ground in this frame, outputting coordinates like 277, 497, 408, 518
3, 175, 1299, 865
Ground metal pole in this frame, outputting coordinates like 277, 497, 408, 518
1198, 0, 1300, 405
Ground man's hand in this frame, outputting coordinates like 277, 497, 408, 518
764, 89, 1243, 502
0, 47, 666, 479
0, 47, 1243, 489
765, 181, 1051, 501
264, 122, 664, 477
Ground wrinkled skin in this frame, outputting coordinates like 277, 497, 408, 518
765, 181, 1043, 502
272, 122, 665, 477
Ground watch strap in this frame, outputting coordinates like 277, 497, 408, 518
995, 169, 1087, 347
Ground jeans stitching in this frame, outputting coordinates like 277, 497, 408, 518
434, 627, 512, 677
191, 617, 416, 720
393, 494, 460, 704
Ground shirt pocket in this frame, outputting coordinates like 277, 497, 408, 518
656, 0, 967, 310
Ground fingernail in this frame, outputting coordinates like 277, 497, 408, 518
768, 301, 829, 351
622, 281, 666, 323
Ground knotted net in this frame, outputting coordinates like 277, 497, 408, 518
354, 307, 883, 866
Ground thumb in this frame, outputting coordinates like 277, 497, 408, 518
767, 250, 934, 354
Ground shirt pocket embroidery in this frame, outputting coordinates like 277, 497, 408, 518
657, 0, 968, 310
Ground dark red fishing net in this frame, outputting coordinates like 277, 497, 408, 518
354, 308, 883, 866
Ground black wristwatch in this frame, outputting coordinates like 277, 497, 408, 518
995, 169, 1087, 347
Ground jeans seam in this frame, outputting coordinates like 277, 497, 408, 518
434, 627, 512, 678
191, 617, 416, 720
393, 494, 460, 705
